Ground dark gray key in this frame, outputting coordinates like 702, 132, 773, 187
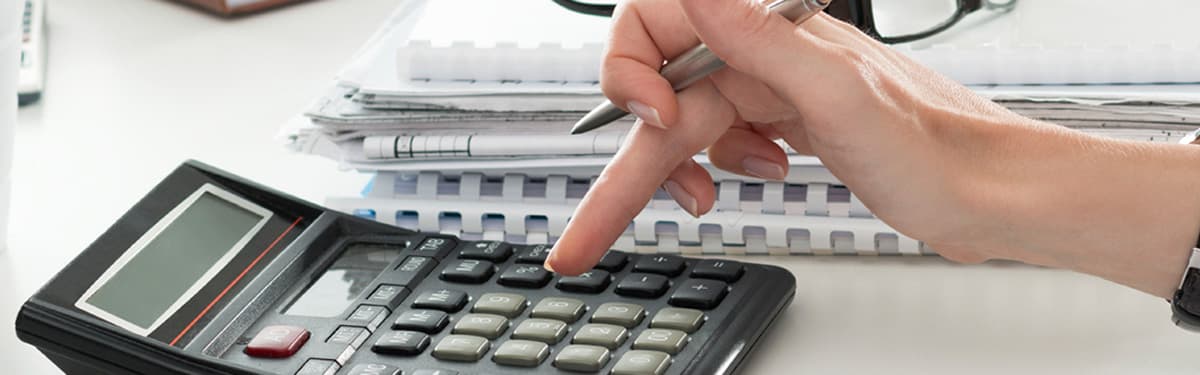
372, 330, 430, 356
346, 305, 389, 331
491, 339, 550, 367
595, 251, 628, 272
392, 256, 437, 286
497, 264, 552, 288
392, 309, 449, 333
432, 334, 491, 362
460, 241, 513, 263
345, 363, 400, 375
615, 273, 670, 298
553, 344, 611, 372
556, 269, 611, 294
632, 255, 685, 277
365, 284, 410, 310
296, 359, 339, 375
413, 236, 457, 259
440, 259, 495, 284
690, 259, 744, 282
668, 279, 729, 310
513, 244, 552, 264
611, 350, 672, 375
411, 289, 468, 312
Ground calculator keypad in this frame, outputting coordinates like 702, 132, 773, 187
238, 236, 782, 375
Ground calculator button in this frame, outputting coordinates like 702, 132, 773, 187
511, 318, 569, 344
497, 264, 552, 288
632, 255, 686, 277
530, 297, 587, 323
366, 284, 410, 310
411, 289, 468, 312
432, 334, 491, 362
572, 323, 628, 349
556, 270, 612, 294
632, 329, 689, 354
244, 325, 309, 358
668, 279, 729, 310
392, 256, 437, 286
345, 363, 400, 375
650, 307, 705, 333
491, 339, 551, 367
595, 251, 629, 272
295, 359, 339, 375
690, 259, 744, 282
611, 350, 672, 375
411, 370, 458, 375
452, 313, 510, 339
513, 244, 552, 264
590, 302, 645, 328
553, 345, 611, 372
615, 274, 670, 298
460, 241, 513, 263
414, 236, 458, 258
371, 330, 431, 356
346, 305, 390, 331
327, 326, 370, 348
391, 309, 449, 333
440, 259, 495, 284
472, 293, 528, 318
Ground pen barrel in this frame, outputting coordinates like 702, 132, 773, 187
659, 0, 829, 91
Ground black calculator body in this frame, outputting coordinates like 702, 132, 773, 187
16, 161, 796, 375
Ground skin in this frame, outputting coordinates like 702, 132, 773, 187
544, 0, 1200, 300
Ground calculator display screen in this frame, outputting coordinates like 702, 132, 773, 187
75, 184, 272, 336
284, 244, 401, 317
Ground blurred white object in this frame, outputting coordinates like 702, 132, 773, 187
0, 0, 20, 249
18, 0, 45, 106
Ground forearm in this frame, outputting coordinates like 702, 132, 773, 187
977, 122, 1200, 298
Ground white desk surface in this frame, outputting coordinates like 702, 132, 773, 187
1, 1, 1196, 374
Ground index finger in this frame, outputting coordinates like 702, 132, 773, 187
547, 80, 737, 275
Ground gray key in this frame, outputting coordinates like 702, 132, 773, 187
571, 323, 628, 349
650, 307, 705, 333
632, 329, 688, 354
452, 313, 510, 339
511, 318, 568, 344
472, 293, 527, 318
432, 334, 490, 362
590, 302, 645, 328
530, 297, 587, 323
553, 344, 611, 372
491, 339, 550, 367
611, 350, 672, 375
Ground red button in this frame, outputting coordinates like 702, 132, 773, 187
244, 325, 310, 358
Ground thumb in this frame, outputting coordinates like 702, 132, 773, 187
678, 0, 835, 96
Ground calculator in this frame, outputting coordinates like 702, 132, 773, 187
15, 161, 796, 375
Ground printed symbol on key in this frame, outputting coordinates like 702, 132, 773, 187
691, 284, 709, 291
421, 239, 445, 251
579, 272, 594, 279
488, 295, 512, 303
515, 266, 539, 274
653, 256, 668, 263
409, 311, 433, 321
456, 261, 480, 272
589, 326, 613, 335
400, 258, 426, 272
430, 290, 453, 302
473, 242, 496, 253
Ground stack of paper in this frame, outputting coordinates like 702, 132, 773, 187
283, 0, 1200, 254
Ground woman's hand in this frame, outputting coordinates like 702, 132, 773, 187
545, 0, 1200, 299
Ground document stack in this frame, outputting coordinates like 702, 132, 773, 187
285, 0, 1200, 256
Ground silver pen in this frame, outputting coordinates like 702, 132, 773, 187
569, 0, 831, 135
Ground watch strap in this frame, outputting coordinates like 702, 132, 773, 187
1173, 248, 1200, 330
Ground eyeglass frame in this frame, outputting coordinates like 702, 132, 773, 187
551, 0, 1018, 44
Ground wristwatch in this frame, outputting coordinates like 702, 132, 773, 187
1174, 129, 1200, 331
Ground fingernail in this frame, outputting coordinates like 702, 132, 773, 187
664, 180, 700, 218
543, 247, 558, 272
627, 100, 665, 129
743, 156, 787, 180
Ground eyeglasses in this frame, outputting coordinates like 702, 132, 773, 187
551, 0, 1018, 44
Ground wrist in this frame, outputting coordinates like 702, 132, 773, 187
990, 127, 1200, 298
